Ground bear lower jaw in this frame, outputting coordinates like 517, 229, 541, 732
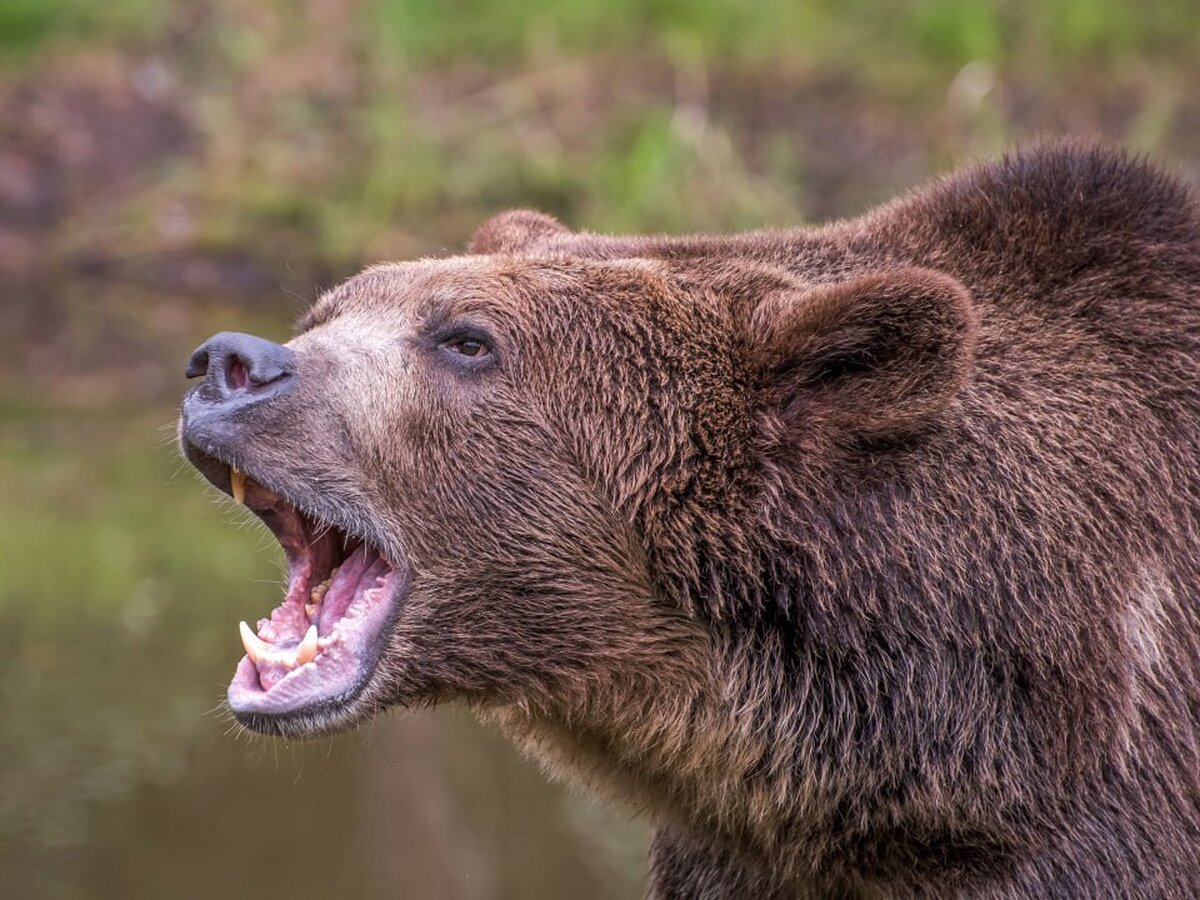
228, 538, 405, 720
185, 457, 409, 724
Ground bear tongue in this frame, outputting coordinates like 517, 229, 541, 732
317, 548, 389, 635
313, 542, 372, 633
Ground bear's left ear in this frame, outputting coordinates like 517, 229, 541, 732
751, 267, 977, 439
469, 209, 571, 254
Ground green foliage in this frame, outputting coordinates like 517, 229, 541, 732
0, 0, 165, 64
365, 0, 1200, 71
910, 0, 1004, 66
11, 0, 1197, 80
8, 0, 1199, 279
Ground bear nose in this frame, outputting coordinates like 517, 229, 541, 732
185, 331, 296, 404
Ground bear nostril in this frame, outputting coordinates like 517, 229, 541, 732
184, 332, 296, 400
229, 358, 250, 390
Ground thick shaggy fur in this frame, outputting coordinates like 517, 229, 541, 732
191, 143, 1200, 897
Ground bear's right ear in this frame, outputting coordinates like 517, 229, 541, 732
751, 267, 976, 440
469, 210, 571, 254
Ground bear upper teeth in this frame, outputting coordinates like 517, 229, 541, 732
230, 467, 247, 505
310, 576, 332, 604
305, 572, 335, 622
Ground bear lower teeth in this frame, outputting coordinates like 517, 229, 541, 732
239, 621, 319, 669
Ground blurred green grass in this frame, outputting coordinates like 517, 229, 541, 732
4, 0, 1198, 289
0, 0, 165, 65
8, 0, 1199, 72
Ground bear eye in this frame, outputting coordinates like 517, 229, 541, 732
444, 337, 489, 357
431, 321, 498, 369
437, 330, 495, 364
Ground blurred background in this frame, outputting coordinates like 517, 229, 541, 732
2, 1, 1199, 898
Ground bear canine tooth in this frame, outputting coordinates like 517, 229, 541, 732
240, 621, 315, 670
296, 625, 319, 665
239, 621, 270, 662
230, 467, 246, 505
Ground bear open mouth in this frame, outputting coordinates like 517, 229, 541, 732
184, 448, 405, 722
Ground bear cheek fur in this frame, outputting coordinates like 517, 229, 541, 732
479, 256, 1062, 886
471, 264, 779, 841
297, 259, 753, 822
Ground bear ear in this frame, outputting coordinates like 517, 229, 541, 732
751, 267, 976, 440
469, 209, 571, 254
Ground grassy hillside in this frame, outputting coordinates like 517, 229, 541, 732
2, 0, 1197, 294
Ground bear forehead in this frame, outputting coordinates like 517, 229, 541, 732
299, 254, 670, 334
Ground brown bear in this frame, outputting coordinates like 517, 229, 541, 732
180, 141, 1200, 898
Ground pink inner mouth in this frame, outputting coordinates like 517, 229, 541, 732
226, 472, 401, 717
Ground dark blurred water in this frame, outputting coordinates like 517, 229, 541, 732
0, 288, 647, 900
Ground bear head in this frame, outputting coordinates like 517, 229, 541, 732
179, 214, 976, 743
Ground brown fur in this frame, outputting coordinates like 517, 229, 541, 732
188, 142, 1200, 897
